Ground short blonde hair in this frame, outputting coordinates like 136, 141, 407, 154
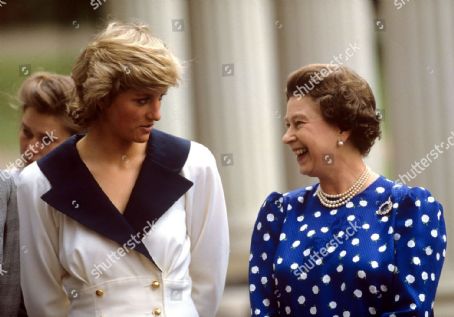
69, 21, 181, 128
19, 72, 81, 134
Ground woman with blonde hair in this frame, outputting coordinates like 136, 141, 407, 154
17, 22, 229, 317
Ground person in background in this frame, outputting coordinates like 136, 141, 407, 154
17, 21, 229, 317
0, 176, 27, 316
249, 64, 447, 316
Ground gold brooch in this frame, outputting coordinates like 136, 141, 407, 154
376, 196, 393, 216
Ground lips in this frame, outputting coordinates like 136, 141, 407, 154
293, 146, 309, 162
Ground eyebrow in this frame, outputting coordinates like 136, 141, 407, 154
284, 113, 309, 123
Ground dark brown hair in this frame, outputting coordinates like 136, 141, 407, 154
286, 64, 381, 155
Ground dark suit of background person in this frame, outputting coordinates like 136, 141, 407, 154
0, 173, 27, 316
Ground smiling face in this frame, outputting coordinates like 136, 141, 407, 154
97, 88, 166, 144
283, 96, 346, 177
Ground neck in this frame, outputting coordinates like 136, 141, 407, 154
77, 126, 147, 165
318, 158, 370, 195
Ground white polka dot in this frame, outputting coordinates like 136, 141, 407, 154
298, 196, 304, 203
359, 200, 368, 207
337, 265, 344, 272
298, 272, 307, 280
431, 229, 438, 238
369, 307, 377, 315
407, 239, 416, 248
261, 277, 268, 284
378, 244, 387, 252
419, 294, 426, 302
254, 308, 260, 315
290, 263, 299, 270
388, 264, 395, 272
327, 246, 336, 253
285, 285, 292, 293
362, 223, 370, 230
425, 246, 433, 255
415, 200, 421, 207
393, 203, 399, 209
263, 233, 270, 241
300, 224, 308, 232
307, 230, 316, 237
394, 233, 401, 241
292, 240, 301, 248
341, 283, 346, 291
371, 261, 379, 268
297, 215, 304, 222
406, 274, 415, 284
322, 274, 331, 284
388, 226, 394, 234
431, 273, 436, 281
346, 202, 354, 208
277, 257, 283, 264
421, 214, 430, 224
353, 255, 360, 263
266, 214, 275, 222
412, 257, 421, 265
347, 215, 355, 221
339, 250, 347, 258
287, 204, 293, 211
310, 306, 317, 315
421, 272, 428, 280
263, 298, 270, 306
249, 284, 256, 292
297, 295, 305, 304
312, 285, 320, 295
303, 248, 311, 257
371, 233, 380, 241
352, 238, 360, 246
369, 285, 377, 294
380, 285, 388, 292
329, 301, 337, 309
256, 222, 262, 230
285, 306, 291, 314
381, 216, 389, 223
330, 209, 338, 215
395, 294, 400, 302
410, 303, 417, 310
314, 211, 321, 218
428, 196, 435, 203
376, 187, 385, 193
343, 311, 351, 317
357, 270, 366, 278
405, 219, 413, 227
321, 227, 329, 233
315, 258, 323, 265
251, 266, 259, 274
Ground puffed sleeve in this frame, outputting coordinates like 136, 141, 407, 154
16, 164, 69, 317
249, 192, 285, 317
383, 186, 447, 316
185, 143, 229, 317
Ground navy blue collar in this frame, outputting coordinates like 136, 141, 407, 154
37, 129, 193, 270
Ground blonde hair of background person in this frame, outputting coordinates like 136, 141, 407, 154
17, 21, 229, 317
249, 64, 447, 317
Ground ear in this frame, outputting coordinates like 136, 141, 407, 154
339, 130, 352, 142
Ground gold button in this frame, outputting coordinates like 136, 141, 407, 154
153, 308, 161, 315
151, 281, 160, 289
95, 289, 104, 297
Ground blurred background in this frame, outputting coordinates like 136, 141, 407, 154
1, 0, 453, 316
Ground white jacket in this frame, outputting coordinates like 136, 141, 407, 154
17, 130, 230, 317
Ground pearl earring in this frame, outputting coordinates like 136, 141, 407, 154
337, 139, 344, 147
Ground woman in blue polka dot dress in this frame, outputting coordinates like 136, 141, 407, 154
248, 64, 447, 317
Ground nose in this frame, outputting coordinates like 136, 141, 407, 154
282, 128, 296, 144
146, 98, 162, 121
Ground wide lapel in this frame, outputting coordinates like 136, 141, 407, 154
37, 130, 193, 269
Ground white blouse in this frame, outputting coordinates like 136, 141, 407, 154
17, 131, 229, 317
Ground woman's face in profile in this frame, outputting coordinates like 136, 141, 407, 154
19, 107, 71, 165
98, 88, 166, 144
282, 96, 340, 177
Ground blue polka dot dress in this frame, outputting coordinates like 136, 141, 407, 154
249, 176, 447, 317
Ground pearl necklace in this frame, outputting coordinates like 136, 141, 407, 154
316, 167, 370, 208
